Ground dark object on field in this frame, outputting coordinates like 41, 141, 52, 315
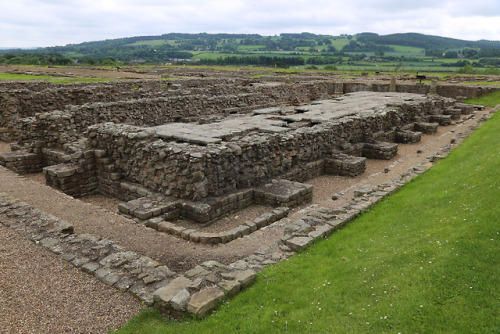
416, 72, 427, 83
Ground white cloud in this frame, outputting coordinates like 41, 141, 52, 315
0, 0, 498, 47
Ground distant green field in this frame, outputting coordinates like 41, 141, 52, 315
330, 38, 351, 50
237, 45, 266, 51
388, 45, 425, 54
192, 53, 240, 60
64, 52, 86, 58
126, 40, 172, 47
192, 52, 306, 60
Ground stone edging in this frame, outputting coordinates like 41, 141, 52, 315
145, 207, 290, 244
0, 108, 496, 318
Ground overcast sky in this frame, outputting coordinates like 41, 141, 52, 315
1, 0, 499, 48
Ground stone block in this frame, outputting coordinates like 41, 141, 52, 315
218, 280, 241, 297
429, 114, 452, 126
233, 269, 257, 288
170, 289, 191, 312
285, 236, 313, 252
309, 225, 333, 241
187, 286, 225, 317
153, 276, 192, 311
199, 233, 222, 245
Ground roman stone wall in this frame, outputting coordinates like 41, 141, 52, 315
1, 77, 495, 206
11, 81, 341, 148
1, 78, 495, 140
86, 97, 448, 201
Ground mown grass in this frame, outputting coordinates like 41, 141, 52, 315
0, 73, 117, 83
115, 94, 500, 333
466, 89, 500, 107
463, 81, 500, 86
0, 73, 55, 80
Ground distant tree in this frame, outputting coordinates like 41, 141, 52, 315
463, 48, 479, 58
444, 51, 457, 58
457, 64, 477, 74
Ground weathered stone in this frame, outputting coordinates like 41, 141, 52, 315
285, 236, 313, 251
81, 262, 100, 274
186, 286, 225, 317
309, 225, 333, 241
201, 260, 226, 269
185, 266, 210, 279
115, 276, 135, 292
218, 280, 241, 297
52, 220, 74, 234
153, 276, 192, 311
170, 289, 191, 311
234, 269, 257, 288
95, 268, 122, 286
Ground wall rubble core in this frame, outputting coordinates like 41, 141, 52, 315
0, 72, 495, 317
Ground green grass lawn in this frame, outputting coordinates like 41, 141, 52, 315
0, 73, 56, 80
466, 90, 500, 107
115, 95, 500, 333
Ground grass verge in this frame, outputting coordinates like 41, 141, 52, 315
115, 105, 499, 333
466, 89, 500, 107
0, 73, 117, 83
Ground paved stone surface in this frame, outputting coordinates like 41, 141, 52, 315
151, 92, 428, 144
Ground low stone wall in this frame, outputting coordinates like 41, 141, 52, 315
324, 154, 366, 177
0, 151, 43, 174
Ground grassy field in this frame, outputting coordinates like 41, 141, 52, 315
0, 73, 117, 83
466, 90, 500, 106
0, 73, 56, 80
115, 95, 500, 333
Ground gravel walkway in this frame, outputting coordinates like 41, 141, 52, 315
0, 223, 143, 334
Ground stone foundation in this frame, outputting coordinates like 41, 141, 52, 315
0, 75, 491, 225
0, 151, 43, 174
324, 154, 366, 177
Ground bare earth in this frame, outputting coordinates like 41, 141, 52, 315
0, 100, 491, 333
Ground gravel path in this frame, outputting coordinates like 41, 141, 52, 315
0, 223, 143, 334
0, 107, 491, 333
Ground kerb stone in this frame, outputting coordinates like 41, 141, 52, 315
186, 286, 225, 317
285, 236, 313, 251
153, 276, 192, 311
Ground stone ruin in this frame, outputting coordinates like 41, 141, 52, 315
0, 75, 492, 239
0, 71, 495, 315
